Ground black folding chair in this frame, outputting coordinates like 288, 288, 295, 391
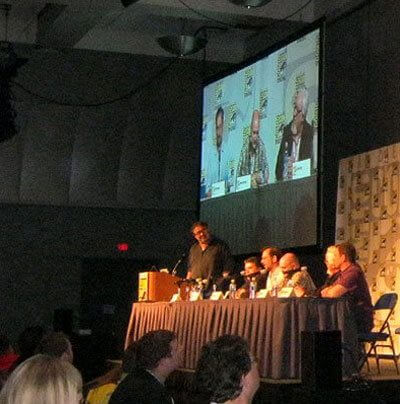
358, 292, 398, 374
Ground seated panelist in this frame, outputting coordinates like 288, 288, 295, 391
320, 242, 373, 332
313, 246, 342, 297
279, 253, 316, 297
237, 257, 267, 299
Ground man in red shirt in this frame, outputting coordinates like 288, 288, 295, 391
321, 242, 373, 332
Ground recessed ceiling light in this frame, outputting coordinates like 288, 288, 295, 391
157, 35, 207, 57
228, 0, 273, 8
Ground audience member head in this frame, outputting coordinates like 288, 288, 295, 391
124, 330, 180, 382
279, 253, 300, 278
261, 246, 282, 272
0, 354, 82, 404
16, 326, 45, 364
243, 257, 261, 277
35, 332, 73, 363
194, 335, 259, 404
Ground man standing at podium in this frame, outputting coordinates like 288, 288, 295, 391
186, 221, 234, 289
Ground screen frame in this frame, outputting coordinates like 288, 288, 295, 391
198, 20, 326, 251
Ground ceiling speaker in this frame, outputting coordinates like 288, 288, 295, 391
228, 0, 273, 7
157, 35, 207, 57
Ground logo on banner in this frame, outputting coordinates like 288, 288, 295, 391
215, 82, 223, 104
244, 68, 254, 97
274, 114, 285, 145
295, 73, 306, 92
277, 49, 287, 82
227, 103, 237, 131
259, 90, 268, 119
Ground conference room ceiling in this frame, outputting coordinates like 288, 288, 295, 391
3, 0, 365, 63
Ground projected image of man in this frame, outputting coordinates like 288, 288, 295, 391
275, 89, 313, 181
203, 107, 232, 197
237, 110, 269, 187
215, 107, 224, 176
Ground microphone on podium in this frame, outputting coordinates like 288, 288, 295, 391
171, 253, 186, 276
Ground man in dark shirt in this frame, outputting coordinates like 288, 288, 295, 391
109, 330, 180, 404
237, 256, 267, 298
186, 222, 234, 287
321, 242, 373, 332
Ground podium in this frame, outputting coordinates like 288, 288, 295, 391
138, 272, 181, 302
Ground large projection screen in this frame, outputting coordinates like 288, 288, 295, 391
200, 26, 322, 255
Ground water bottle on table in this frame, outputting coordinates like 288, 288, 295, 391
229, 279, 236, 299
249, 277, 257, 299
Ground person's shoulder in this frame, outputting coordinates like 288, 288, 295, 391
303, 120, 313, 135
300, 268, 312, 277
189, 243, 200, 252
282, 124, 292, 137
338, 263, 361, 281
110, 371, 166, 404
345, 263, 362, 274
292, 271, 303, 282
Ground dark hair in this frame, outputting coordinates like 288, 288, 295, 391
0, 335, 11, 356
35, 332, 71, 358
261, 246, 283, 261
124, 330, 176, 372
17, 326, 45, 361
215, 107, 224, 123
194, 335, 251, 403
244, 256, 260, 267
335, 242, 357, 263
190, 221, 209, 233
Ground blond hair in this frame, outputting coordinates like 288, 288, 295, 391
0, 354, 82, 404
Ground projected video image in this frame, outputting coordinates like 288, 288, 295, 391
200, 29, 320, 201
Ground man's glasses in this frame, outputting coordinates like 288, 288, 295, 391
193, 230, 207, 236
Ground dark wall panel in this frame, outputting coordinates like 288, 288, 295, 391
0, 256, 81, 341
69, 103, 128, 206
19, 105, 76, 204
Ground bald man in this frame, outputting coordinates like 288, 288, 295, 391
279, 253, 315, 297
237, 110, 269, 187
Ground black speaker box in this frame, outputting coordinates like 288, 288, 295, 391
301, 330, 342, 390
